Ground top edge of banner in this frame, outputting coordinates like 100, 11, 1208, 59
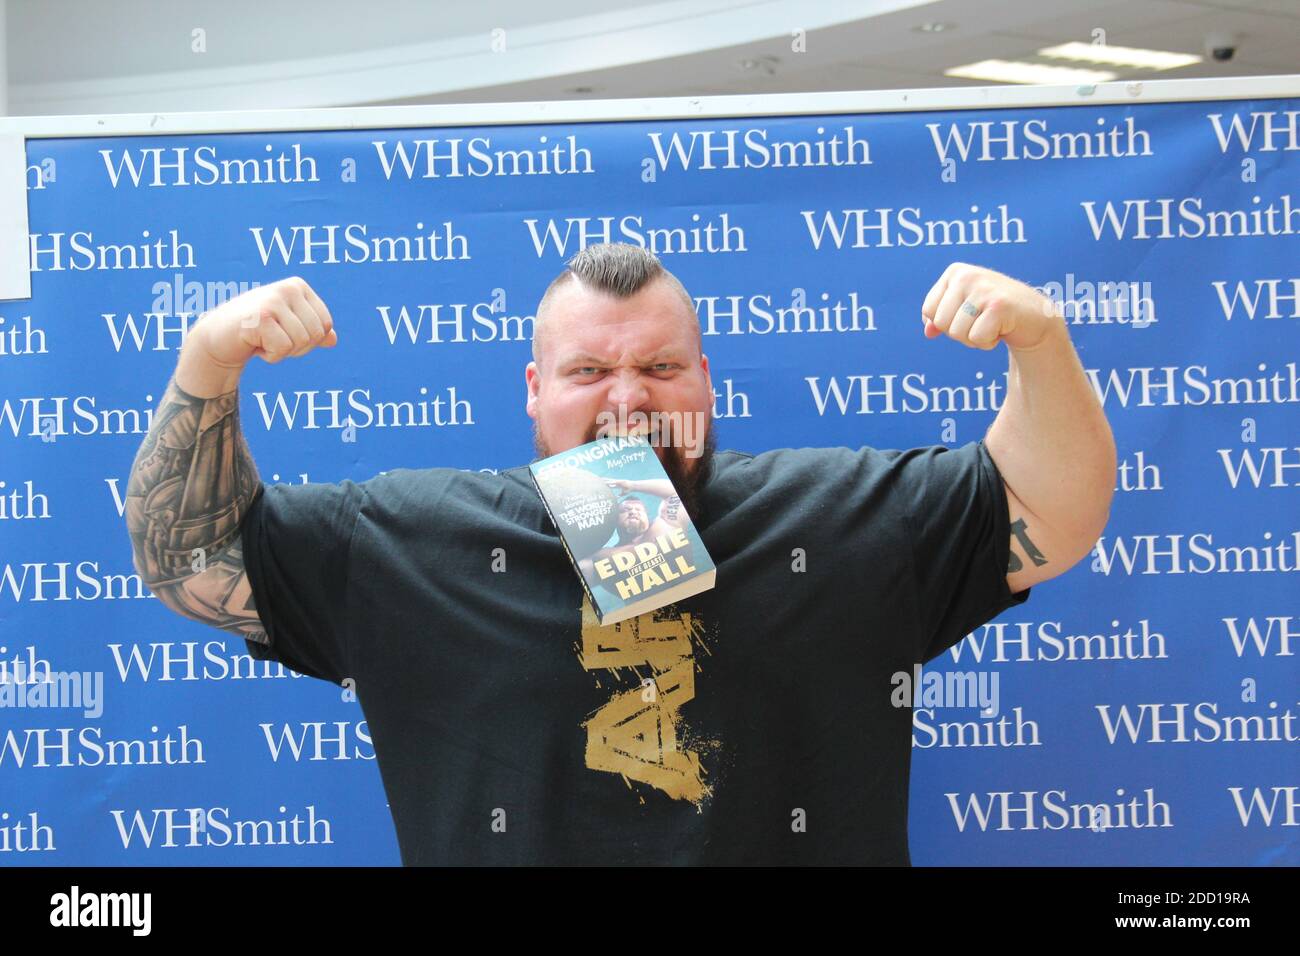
1, 75, 1298, 139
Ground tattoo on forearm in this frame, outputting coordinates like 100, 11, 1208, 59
125, 376, 268, 643
1007, 517, 1048, 574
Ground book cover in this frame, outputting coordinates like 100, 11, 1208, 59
528, 433, 717, 625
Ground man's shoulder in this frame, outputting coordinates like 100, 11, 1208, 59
702, 442, 967, 506
709, 443, 903, 477
353, 463, 536, 511
713, 441, 981, 470
362, 463, 530, 487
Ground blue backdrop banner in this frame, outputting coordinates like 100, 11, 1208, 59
2, 85, 1298, 865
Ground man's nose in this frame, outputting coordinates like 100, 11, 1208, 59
605, 369, 650, 411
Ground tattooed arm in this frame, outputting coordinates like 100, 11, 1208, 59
607, 478, 687, 531
916, 263, 1115, 594
985, 319, 1117, 594
126, 277, 337, 641
1000, 485, 1056, 594
126, 372, 267, 641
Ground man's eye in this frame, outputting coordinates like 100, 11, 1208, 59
652, 363, 675, 372
575, 367, 601, 375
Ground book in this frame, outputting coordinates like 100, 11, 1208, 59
528, 433, 717, 625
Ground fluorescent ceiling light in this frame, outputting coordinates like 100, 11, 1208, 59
945, 59, 1119, 84
1039, 41, 1201, 69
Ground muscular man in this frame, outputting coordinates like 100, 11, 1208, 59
126, 242, 1116, 865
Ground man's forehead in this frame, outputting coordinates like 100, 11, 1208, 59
549, 309, 691, 360
555, 340, 684, 365
542, 281, 696, 365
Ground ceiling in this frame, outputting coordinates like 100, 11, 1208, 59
4, 0, 1297, 116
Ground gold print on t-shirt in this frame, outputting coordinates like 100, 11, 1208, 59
577, 596, 711, 807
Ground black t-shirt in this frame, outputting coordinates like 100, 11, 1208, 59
240, 439, 1031, 864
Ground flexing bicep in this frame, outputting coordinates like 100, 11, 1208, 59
656, 494, 688, 529
1003, 479, 1092, 593
126, 376, 269, 642
152, 541, 267, 642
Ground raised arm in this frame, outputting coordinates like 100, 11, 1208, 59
608, 478, 675, 499
984, 314, 1116, 594
920, 262, 1117, 593
607, 478, 688, 530
126, 369, 265, 640
126, 277, 338, 641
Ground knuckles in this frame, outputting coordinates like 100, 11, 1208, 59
222, 276, 332, 361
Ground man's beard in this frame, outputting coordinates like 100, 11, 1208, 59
533, 419, 717, 525
616, 512, 648, 541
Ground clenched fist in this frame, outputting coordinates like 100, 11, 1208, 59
194, 276, 337, 369
921, 262, 1063, 353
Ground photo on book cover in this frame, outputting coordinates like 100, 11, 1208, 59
529, 433, 716, 624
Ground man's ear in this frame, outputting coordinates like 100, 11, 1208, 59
525, 361, 539, 419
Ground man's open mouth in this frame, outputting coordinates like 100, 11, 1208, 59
598, 421, 656, 440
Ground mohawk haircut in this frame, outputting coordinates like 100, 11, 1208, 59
532, 242, 700, 365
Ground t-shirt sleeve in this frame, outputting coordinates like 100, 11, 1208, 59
895, 439, 1032, 663
239, 479, 365, 686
